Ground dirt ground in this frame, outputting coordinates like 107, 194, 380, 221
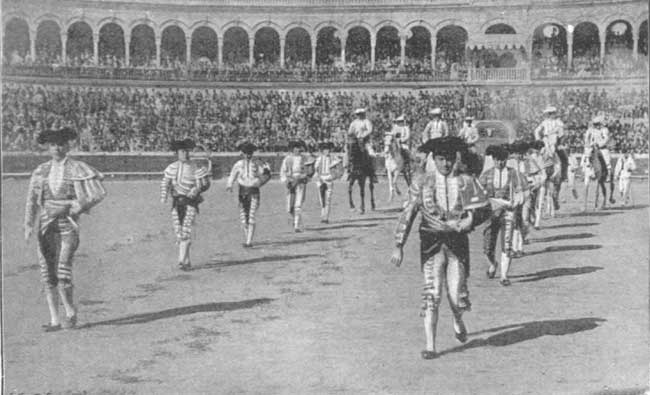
2, 177, 649, 395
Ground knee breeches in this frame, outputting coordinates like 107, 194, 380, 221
483, 210, 516, 259
171, 204, 197, 241
287, 183, 306, 214
38, 219, 79, 288
239, 192, 260, 225
421, 245, 470, 314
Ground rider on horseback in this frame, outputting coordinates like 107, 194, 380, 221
534, 106, 569, 183
458, 116, 479, 153
348, 108, 378, 183
422, 108, 450, 143
584, 116, 612, 179
389, 114, 412, 172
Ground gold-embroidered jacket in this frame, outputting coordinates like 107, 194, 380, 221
395, 171, 489, 246
25, 158, 107, 234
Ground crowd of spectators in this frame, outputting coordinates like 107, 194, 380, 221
2, 83, 647, 155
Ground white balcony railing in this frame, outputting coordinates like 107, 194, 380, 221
467, 67, 530, 82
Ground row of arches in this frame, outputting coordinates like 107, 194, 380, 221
4, 17, 648, 69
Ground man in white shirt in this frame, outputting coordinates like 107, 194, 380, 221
458, 116, 479, 152
422, 108, 449, 143
614, 149, 636, 205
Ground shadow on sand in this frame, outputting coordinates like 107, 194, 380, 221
439, 317, 606, 357
80, 298, 274, 328
541, 222, 598, 230
590, 388, 649, 395
308, 223, 379, 232
525, 244, 602, 256
511, 266, 603, 283
255, 236, 348, 247
531, 232, 594, 243
198, 253, 322, 269
564, 210, 621, 218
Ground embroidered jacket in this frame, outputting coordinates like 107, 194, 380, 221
161, 160, 211, 202
25, 158, 106, 234
280, 154, 314, 185
479, 166, 525, 209
227, 158, 271, 189
395, 170, 488, 246
314, 154, 342, 184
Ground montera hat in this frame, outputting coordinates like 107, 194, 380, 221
170, 138, 196, 151
237, 141, 257, 154
486, 144, 509, 160
37, 127, 77, 145
418, 136, 466, 158
509, 140, 529, 154
530, 140, 546, 150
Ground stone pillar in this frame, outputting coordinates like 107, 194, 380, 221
280, 37, 285, 68
599, 30, 606, 64
340, 33, 347, 64
61, 32, 67, 64
370, 33, 376, 70
567, 31, 573, 69
185, 35, 191, 65
30, 27, 37, 61
400, 33, 407, 68
431, 35, 437, 70
125, 33, 131, 66
633, 26, 639, 60
93, 32, 99, 65
217, 35, 223, 69
249, 36, 254, 66
310, 36, 317, 71
155, 33, 161, 67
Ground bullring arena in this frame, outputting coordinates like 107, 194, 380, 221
2, 0, 649, 394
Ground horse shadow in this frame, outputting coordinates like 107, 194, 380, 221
542, 222, 598, 230
255, 236, 348, 247
531, 232, 594, 243
438, 317, 606, 357
589, 387, 649, 395
308, 223, 379, 232
525, 244, 602, 256
564, 211, 621, 218
510, 265, 603, 283
613, 204, 649, 211
79, 298, 274, 329
342, 216, 397, 223
197, 254, 322, 269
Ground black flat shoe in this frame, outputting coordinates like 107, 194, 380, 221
486, 266, 497, 279
421, 350, 437, 360
500, 278, 511, 287
42, 324, 61, 332
455, 331, 468, 343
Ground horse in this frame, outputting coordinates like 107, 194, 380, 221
383, 133, 412, 202
582, 146, 609, 210
346, 135, 376, 214
535, 148, 562, 225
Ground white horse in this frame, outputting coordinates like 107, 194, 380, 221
383, 133, 412, 202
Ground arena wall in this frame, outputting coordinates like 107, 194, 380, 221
3, 152, 647, 179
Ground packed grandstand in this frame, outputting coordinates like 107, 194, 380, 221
1, 0, 648, 154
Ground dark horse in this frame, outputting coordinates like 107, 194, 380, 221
346, 135, 376, 214
583, 146, 609, 210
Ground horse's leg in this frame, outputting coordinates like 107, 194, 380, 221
359, 176, 366, 214
609, 173, 616, 204
535, 185, 545, 228
369, 174, 376, 210
387, 169, 394, 202
583, 182, 589, 212
348, 178, 355, 210
599, 181, 607, 209
594, 180, 600, 209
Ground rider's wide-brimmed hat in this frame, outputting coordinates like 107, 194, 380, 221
430, 108, 442, 115
543, 106, 557, 114
170, 138, 196, 151
592, 115, 603, 124
37, 127, 77, 145
354, 108, 366, 115
418, 136, 466, 158
465, 116, 474, 121
237, 141, 257, 154
486, 144, 509, 160
394, 114, 406, 122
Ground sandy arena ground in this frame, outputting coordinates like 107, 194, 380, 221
2, 177, 649, 395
